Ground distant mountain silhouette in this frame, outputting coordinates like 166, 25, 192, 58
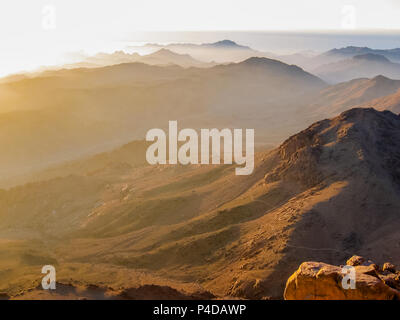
314, 54, 400, 83
284, 46, 400, 72
62, 49, 214, 69
305, 75, 400, 118
0, 57, 325, 187
138, 49, 215, 68
323, 46, 400, 62
203, 40, 251, 50
352, 53, 391, 62
128, 40, 275, 63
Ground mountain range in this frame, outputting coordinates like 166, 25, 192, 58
322, 46, 400, 63
279, 46, 400, 72
128, 40, 272, 63
0, 56, 325, 187
27, 41, 400, 85
74, 48, 216, 69
3, 47, 400, 188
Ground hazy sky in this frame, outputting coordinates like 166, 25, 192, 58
1, 0, 400, 34
0, 0, 399, 76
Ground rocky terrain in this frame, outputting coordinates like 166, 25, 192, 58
285, 256, 400, 300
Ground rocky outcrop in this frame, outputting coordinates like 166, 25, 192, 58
284, 256, 400, 300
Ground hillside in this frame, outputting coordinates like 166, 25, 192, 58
358, 88, 400, 114
304, 75, 400, 119
1, 108, 399, 299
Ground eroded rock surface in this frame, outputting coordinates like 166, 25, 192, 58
284, 257, 400, 300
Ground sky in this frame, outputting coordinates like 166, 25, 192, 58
0, 0, 399, 76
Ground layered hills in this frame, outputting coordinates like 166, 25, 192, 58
128, 40, 274, 63
68, 49, 215, 69
0, 57, 325, 188
322, 46, 400, 63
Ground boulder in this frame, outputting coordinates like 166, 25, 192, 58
380, 273, 400, 291
346, 256, 365, 266
383, 263, 396, 273
346, 255, 376, 267
284, 261, 400, 300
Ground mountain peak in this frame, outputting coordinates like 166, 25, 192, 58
154, 48, 173, 54
266, 108, 400, 187
353, 53, 390, 62
151, 48, 181, 57
242, 56, 281, 65
371, 74, 391, 82
206, 40, 250, 50
338, 106, 397, 121
341, 46, 370, 52
326, 46, 371, 55
211, 40, 238, 47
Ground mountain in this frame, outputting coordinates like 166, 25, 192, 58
204, 39, 251, 50
274, 51, 319, 71
281, 46, 400, 72
358, 88, 400, 114
304, 75, 400, 119
314, 54, 400, 83
128, 40, 276, 63
49, 49, 214, 70
80, 50, 142, 66
122, 43, 400, 72
138, 49, 215, 68
87, 49, 214, 68
0, 58, 325, 188
322, 46, 400, 63
1, 108, 400, 299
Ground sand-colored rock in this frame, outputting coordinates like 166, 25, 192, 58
383, 263, 396, 273
284, 259, 400, 300
346, 255, 365, 266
